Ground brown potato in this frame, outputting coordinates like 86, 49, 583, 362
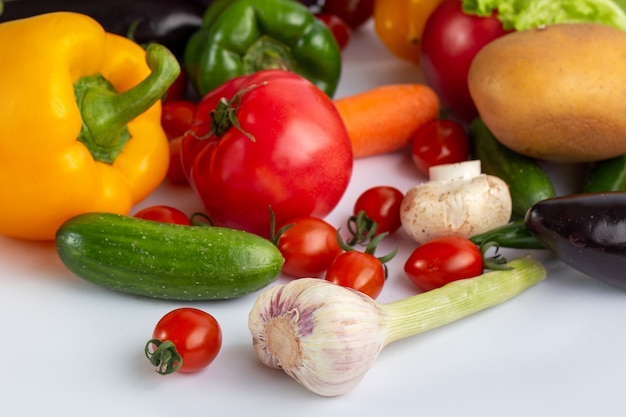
468, 23, 626, 163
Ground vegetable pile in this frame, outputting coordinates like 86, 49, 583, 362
2, 0, 626, 399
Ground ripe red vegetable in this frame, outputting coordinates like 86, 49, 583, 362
404, 235, 483, 291
419, 0, 510, 123
321, 0, 375, 29
145, 308, 222, 374
353, 186, 404, 235
275, 216, 343, 278
411, 118, 470, 176
180, 69, 353, 237
325, 251, 386, 299
134, 205, 192, 225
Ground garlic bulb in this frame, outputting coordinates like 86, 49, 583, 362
401, 160, 512, 244
248, 256, 546, 396
248, 278, 386, 397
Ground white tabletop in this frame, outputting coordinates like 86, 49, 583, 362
2, 21, 625, 417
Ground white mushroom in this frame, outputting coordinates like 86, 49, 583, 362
400, 160, 512, 244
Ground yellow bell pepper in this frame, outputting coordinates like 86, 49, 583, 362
374, 0, 444, 64
0, 12, 180, 240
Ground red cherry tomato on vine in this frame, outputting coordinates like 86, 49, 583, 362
317, 13, 351, 50
420, 0, 510, 123
326, 251, 386, 298
411, 119, 470, 176
161, 100, 196, 139
276, 216, 343, 278
146, 308, 222, 374
354, 186, 404, 235
134, 205, 192, 226
404, 235, 483, 292
325, 251, 385, 298
322, 0, 375, 29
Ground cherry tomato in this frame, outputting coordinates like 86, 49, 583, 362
325, 251, 385, 298
276, 216, 343, 278
180, 70, 353, 238
410, 119, 470, 176
354, 186, 404, 235
163, 69, 188, 103
317, 13, 351, 50
166, 136, 188, 184
146, 308, 222, 374
404, 235, 483, 292
134, 205, 192, 226
420, 0, 510, 123
322, 0, 375, 29
161, 100, 196, 139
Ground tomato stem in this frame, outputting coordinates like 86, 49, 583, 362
144, 339, 183, 375
190, 82, 268, 143
479, 241, 512, 271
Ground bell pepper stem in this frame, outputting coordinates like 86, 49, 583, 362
75, 43, 180, 164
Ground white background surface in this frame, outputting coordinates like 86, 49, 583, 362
2, 22, 626, 417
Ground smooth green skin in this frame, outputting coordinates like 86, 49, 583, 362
55, 213, 284, 301
583, 154, 626, 193
470, 219, 545, 250
183, 0, 341, 97
469, 118, 556, 219
74, 43, 180, 164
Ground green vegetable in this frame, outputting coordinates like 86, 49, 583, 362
583, 154, 626, 193
183, 0, 342, 97
470, 219, 545, 250
462, 0, 626, 31
55, 212, 284, 301
469, 118, 556, 219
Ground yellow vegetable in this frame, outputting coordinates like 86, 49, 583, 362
373, 0, 444, 64
468, 23, 626, 163
0, 12, 179, 240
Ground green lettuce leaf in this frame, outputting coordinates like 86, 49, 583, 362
462, 0, 626, 31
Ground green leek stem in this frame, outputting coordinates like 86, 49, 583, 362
381, 256, 546, 345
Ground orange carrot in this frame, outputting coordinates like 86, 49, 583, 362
333, 84, 440, 158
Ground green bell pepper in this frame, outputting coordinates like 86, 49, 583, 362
183, 0, 342, 97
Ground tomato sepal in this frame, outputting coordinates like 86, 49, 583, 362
145, 339, 183, 375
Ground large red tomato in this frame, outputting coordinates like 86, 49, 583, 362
181, 70, 353, 237
419, 0, 510, 124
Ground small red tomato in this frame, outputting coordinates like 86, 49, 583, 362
163, 69, 188, 103
146, 308, 222, 374
322, 0, 375, 29
167, 136, 188, 184
404, 235, 483, 292
276, 216, 343, 278
134, 205, 192, 226
317, 13, 351, 50
354, 186, 404, 235
325, 251, 385, 298
161, 100, 197, 139
411, 119, 470, 176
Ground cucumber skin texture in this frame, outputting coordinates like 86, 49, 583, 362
470, 118, 556, 218
55, 212, 284, 301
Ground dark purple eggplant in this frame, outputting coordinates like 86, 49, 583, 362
0, 0, 207, 59
525, 192, 626, 289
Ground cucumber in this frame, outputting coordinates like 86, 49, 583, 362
55, 212, 284, 301
469, 118, 556, 218
583, 154, 626, 193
